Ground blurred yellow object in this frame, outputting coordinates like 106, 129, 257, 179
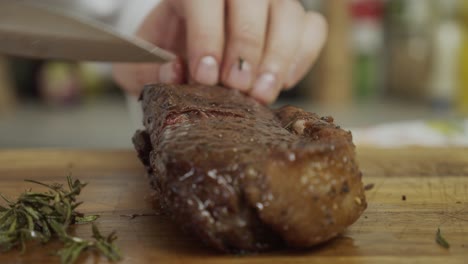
38, 61, 81, 105
78, 63, 111, 100
426, 120, 464, 136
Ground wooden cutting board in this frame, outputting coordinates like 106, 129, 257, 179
0, 149, 467, 263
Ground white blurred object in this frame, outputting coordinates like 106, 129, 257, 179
352, 119, 468, 147
429, 0, 462, 110
404, 1, 431, 62
78, 0, 124, 20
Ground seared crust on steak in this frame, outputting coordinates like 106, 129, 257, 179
133, 84, 366, 252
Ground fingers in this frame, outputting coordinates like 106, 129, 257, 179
183, 0, 225, 85
221, 0, 269, 92
284, 12, 327, 89
250, 0, 305, 104
114, 0, 328, 104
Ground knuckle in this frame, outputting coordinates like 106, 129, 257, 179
191, 30, 216, 42
231, 26, 264, 52
190, 29, 223, 53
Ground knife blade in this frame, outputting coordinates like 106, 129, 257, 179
0, 1, 176, 62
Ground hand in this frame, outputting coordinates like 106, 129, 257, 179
113, 0, 327, 104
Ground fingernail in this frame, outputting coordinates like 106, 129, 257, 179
252, 73, 277, 103
226, 60, 252, 91
159, 62, 176, 83
195, 56, 218, 85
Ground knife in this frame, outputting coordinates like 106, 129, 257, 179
0, 1, 176, 62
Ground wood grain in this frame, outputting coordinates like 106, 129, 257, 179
0, 149, 467, 264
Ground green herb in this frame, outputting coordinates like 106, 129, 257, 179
238, 57, 244, 71
0, 175, 121, 263
120, 213, 158, 220
50, 221, 121, 264
75, 215, 100, 224
436, 228, 450, 249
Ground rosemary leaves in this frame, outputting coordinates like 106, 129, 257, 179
436, 228, 450, 249
51, 221, 121, 264
0, 175, 121, 263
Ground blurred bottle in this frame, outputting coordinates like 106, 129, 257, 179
386, 0, 432, 100
350, 0, 384, 102
429, 0, 461, 113
459, 0, 468, 115
314, 0, 352, 105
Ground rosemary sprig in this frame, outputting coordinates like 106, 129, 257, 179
50, 220, 121, 264
436, 228, 450, 249
75, 215, 100, 225
0, 175, 120, 263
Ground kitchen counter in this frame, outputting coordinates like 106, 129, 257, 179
0, 148, 467, 263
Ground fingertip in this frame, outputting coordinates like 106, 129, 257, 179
182, 0, 224, 85
222, 59, 253, 92
250, 72, 281, 104
193, 55, 219, 85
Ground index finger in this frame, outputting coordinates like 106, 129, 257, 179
182, 0, 225, 85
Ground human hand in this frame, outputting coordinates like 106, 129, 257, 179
113, 0, 327, 104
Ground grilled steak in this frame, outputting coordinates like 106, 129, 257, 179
133, 84, 367, 252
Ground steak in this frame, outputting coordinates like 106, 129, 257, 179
133, 84, 367, 252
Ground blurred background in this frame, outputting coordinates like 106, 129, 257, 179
1, 0, 468, 148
